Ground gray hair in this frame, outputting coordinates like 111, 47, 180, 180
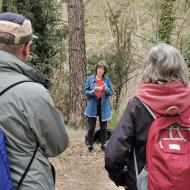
0, 33, 25, 56
142, 43, 189, 85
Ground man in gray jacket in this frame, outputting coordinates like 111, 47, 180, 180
0, 12, 69, 189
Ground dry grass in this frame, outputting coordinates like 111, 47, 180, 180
50, 127, 123, 190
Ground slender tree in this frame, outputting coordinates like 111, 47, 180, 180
68, 0, 86, 127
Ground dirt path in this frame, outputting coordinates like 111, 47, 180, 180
50, 128, 124, 190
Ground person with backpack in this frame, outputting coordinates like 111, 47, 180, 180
105, 43, 190, 190
0, 12, 69, 190
84, 60, 113, 152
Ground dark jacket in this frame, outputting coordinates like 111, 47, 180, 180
105, 80, 190, 190
105, 97, 153, 190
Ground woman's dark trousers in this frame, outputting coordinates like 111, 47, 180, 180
87, 98, 107, 148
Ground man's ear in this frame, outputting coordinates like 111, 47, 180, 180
23, 40, 32, 61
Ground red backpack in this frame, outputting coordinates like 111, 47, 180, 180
146, 105, 190, 190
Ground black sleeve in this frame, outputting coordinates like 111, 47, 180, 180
105, 99, 135, 186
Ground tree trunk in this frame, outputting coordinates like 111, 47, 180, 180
68, 0, 86, 127
113, 85, 122, 111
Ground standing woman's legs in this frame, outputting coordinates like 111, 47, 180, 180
97, 98, 107, 150
87, 117, 96, 151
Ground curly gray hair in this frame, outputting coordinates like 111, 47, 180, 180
142, 43, 189, 85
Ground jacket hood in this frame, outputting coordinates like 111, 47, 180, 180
0, 51, 52, 90
135, 80, 190, 117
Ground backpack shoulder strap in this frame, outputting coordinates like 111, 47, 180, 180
0, 80, 39, 190
138, 99, 156, 119
133, 149, 139, 178
16, 143, 39, 190
133, 98, 156, 177
0, 80, 32, 96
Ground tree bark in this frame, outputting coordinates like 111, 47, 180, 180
68, 0, 86, 127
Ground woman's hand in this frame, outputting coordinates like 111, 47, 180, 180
102, 84, 108, 91
95, 86, 103, 91
92, 86, 100, 93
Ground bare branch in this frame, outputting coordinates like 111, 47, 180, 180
175, 16, 190, 22
101, 0, 115, 43
105, 0, 120, 47
120, 73, 140, 87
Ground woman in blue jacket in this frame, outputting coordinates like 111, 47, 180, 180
84, 61, 113, 152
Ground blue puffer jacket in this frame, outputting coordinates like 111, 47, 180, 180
84, 75, 113, 121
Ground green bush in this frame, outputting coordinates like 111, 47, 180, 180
108, 110, 120, 129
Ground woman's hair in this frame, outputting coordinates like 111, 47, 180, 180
142, 43, 189, 85
95, 60, 108, 75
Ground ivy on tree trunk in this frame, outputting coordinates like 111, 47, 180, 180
158, 0, 176, 44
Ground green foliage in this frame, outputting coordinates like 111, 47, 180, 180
51, 68, 70, 123
158, 0, 176, 44
108, 110, 120, 129
5, 0, 68, 77
86, 53, 102, 75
